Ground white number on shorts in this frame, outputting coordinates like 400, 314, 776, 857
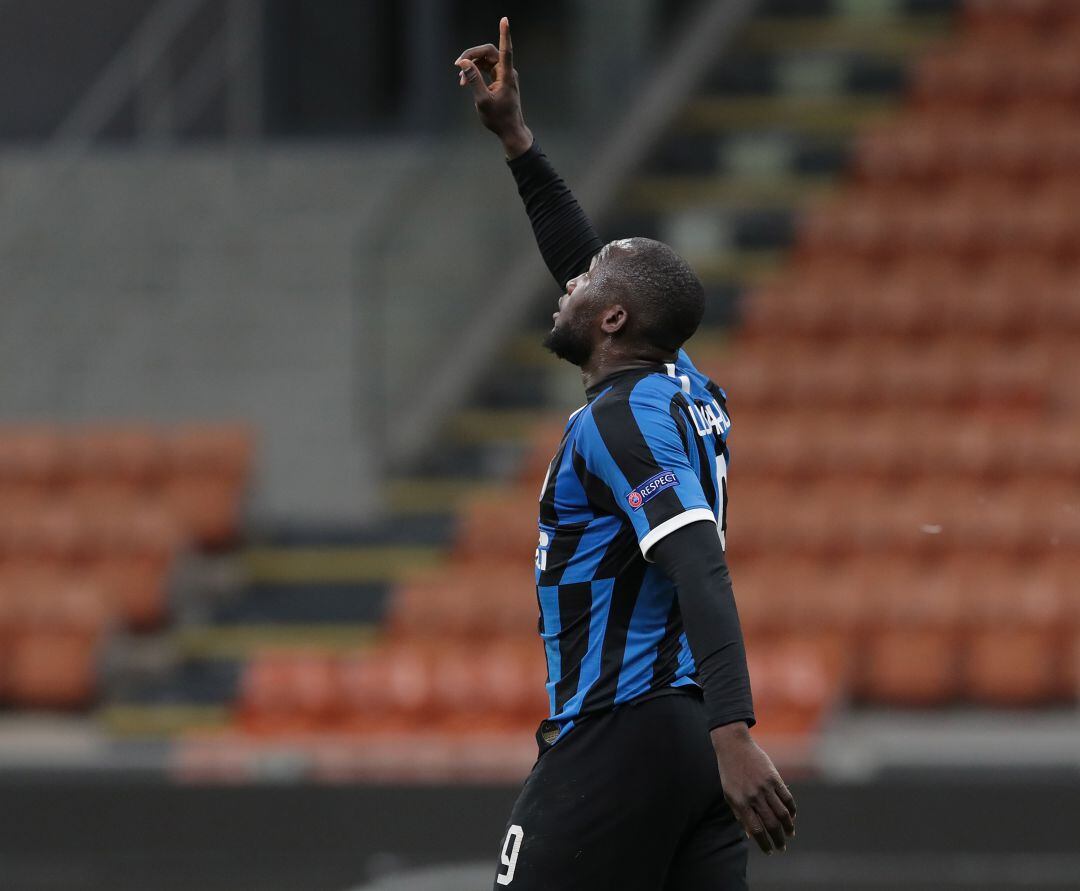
496, 824, 524, 885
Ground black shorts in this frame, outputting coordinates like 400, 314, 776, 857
491, 690, 748, 890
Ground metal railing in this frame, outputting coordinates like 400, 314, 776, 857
1, 0, 262, 234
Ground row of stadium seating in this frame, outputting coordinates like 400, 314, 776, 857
0, 425, 251, 709
964, 0, 1080, 32
213, 0, 1080, 765
519, 410, 1079, 484
744, 260, 1080, 337
857, 112, 1080, 184
799, 185, 1080, 261
452, 483, 1078, 560
915, 41, 1080, 108
704, 341, 1064, 409
0, 425, 251, 547
730, 0, 1078, 710
441, 0, 1077, 720
234, 638, 835, 740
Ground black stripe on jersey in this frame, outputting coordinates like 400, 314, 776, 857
706, 381, 729, 412
539, 432, 574, 527
650, 595, 685, 688
537, 523, 587, 588
672, 394, 717, 512
580, 558, 647, 714
554, 581, 593, 713
572, 446, 639, 579
590, 382, 686, 528
669, 394, 691, 454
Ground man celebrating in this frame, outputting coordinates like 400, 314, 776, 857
456, 19, 796, 890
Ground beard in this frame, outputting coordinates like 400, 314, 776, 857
542, 318, 593, 366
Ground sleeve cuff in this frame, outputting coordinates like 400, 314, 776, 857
639, 508, 717, 562
506, 141, 543, 171
708, 714, 756, 731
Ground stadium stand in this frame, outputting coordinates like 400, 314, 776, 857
0, 425, 250, 707
26, 0, 1070, 782
169, 0, 957, 776
349, 0, 1076, 755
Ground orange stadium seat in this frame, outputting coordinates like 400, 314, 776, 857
163, 425, 252, 547
964, 0, 1080, 36
387, 565, 537, 640
747, 638, 837, 738
236, 651, 340, 735
959, 560, 1065, 705
0, 427, 64, 501
0, 572, 109, 709
65, 427, 164, 499
454, 491, 540, 562
518, 418, 570, 489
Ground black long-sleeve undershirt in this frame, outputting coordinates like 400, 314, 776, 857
507, 139, 755, 730
651, 521, 755, 730
507, 142, 605, 290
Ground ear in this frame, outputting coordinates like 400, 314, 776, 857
599, 304, 628, 335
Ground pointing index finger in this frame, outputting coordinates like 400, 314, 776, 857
498, 16, 513, 76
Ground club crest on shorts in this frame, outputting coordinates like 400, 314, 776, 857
627, 470, 678, 510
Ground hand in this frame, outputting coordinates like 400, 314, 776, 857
455, 17, 533, 159
711, 722, 797, 855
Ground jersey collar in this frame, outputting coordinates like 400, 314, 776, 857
585, 363, 669, 403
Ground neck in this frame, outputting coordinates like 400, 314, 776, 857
581, 342, 675, 392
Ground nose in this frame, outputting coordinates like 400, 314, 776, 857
565, 277, 577, 296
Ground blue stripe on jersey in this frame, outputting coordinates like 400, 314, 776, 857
556, 578, 614, 717
614, 567, 674, 703
676, 630, 694, 679
559, 518, 617, 584
537, 584, 562, 716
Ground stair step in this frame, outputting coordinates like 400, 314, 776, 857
98, 704, 232, 739
623, 178, 821, 214
385, 478, 499, 514
446, 409, 549, 443
242, 546, 443, 584
680, 96, 898, 135
643, 133, 849, 178
170, 624, 377, 659
213, 582, 389, 625
741, 14, 952, 55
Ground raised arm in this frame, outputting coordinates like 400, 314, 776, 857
456, 18, 604, 289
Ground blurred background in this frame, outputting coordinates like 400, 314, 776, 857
0, 0, 1078, 888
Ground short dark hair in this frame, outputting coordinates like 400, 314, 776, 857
598, 238, 705, 352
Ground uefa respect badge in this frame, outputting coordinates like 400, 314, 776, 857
626, 470, 679, 510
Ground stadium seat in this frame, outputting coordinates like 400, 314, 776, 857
236, 651, 339, 735
387, 565, 537, 640
0, 427, 64, 501
454, 491, 541, 562
66, 427, 163, 499
163, 425, 252, 547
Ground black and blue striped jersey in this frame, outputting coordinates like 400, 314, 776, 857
534, 349, 732, 737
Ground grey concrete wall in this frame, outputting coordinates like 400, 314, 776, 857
0, 145, 421, 524
0, 135, 585, 525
